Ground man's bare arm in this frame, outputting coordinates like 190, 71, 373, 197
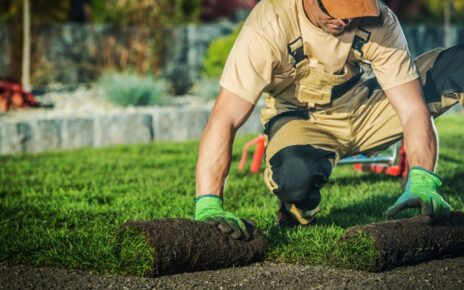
384, 78, 451, 220
384, 78, 437, 171
196, 88, 255, 198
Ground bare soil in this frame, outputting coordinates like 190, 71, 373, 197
1, 257, 464, 290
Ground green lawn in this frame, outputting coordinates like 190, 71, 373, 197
1, 115, 463, 274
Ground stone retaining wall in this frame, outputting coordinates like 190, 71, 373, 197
1, 103, 461, 155
0, 105, 263, 155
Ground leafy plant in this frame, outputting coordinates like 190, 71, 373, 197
392, 0, 464, 23
97, 72, 167, 107
425, 0, 464, 15
202, 24, 241, 78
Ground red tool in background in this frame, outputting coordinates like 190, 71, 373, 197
239, 134, 409, 181
353, 143, 409, 179
238, 134, 266, 173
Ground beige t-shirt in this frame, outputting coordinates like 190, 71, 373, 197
219, 0, 418, 105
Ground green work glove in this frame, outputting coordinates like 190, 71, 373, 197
195, 195, 251, 240
385, 166, 451, 220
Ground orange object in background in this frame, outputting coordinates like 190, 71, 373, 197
0, 80, 39, 112
239, 134, 409, 183
238, 134, 266, 173
353, 144, 409, 179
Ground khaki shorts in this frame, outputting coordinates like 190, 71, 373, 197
264, 46, 463, 203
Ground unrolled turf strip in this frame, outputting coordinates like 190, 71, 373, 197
340, 211, 464, 272
118, 219, 269, 276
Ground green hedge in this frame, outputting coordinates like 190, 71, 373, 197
202, 25, 241, 78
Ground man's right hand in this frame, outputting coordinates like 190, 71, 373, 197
194, 195, 251, 240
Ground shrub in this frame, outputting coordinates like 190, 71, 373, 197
202, 24, 241, 78
166, 66, 193, 96
97, 72, 167, 107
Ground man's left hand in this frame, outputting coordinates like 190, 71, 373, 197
385, 166, 451, 220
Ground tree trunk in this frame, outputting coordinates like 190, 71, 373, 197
21, 0, 31, 90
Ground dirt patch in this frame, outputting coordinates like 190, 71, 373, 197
119, 219, 268, 276
341, 212, 464, 271
1, 257, 464, 289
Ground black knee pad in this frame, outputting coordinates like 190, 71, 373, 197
269, 145, 335, 210
424, 44, 464, 102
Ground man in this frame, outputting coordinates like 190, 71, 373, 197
194, 0, 463, 240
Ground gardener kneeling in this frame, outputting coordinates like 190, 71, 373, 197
194, 0, 463, 239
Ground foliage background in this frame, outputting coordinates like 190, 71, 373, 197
0, 0, 201, 84
202, 25, 241, 78
0, 0, 463, 90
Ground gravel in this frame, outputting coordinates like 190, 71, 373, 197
1, 87, 213, 121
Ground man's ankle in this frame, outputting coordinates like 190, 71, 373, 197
283, 203, 319, 225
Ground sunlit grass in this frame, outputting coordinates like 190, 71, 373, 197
0, 115, 462, 274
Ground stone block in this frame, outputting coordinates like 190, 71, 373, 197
94, 113, 154, 147
155, 107, 210, 141
62, 117, 94, 149
33, 119, 63, 153
0, 121, 33, 154
237, 105, 264, 136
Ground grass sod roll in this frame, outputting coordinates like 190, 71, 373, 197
339, 211, 464, 272
332, 231, 380, 271
117, 228, 155, 277
117, 219, 269, 276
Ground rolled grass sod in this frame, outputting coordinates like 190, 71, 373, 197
117, 227, 154, 277
0, 115, 463, 275
340, 211, 464, 272
118, 219, 268, 276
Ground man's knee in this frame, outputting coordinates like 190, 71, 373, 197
423, 45, 464, 102
268, 145, 335, 210
414, 45, 464, 116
